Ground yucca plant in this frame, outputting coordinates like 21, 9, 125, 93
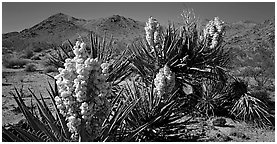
127, 12, 230, 124
128, 12, 230, 100
231, 92, 273, 127
3, 32, 134, 142
195, 79, 223, 117
219, 78, 274, 127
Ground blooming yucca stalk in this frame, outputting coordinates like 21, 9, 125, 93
54, 41, 111, 141
154, 64, 175, 100
202, 17, 225, 49
145, 16, 162, 50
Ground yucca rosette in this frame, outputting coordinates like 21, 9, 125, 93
203, 17, 225, 49
54, 41, 111, 140
154, 65, 175, 100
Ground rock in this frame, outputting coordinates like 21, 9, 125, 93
216, 133, 233, 141
230, 131, 250, 140
213, 117, 227, 127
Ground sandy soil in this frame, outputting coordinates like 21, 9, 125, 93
204, 117, 275, 142
2, 60, 57, 125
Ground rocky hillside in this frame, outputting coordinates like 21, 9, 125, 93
2, 13, 145, 52
225, 18, 275, 79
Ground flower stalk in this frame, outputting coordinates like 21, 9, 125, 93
54, 41, 111, 140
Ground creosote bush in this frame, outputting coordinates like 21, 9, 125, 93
24, 63, 37, 72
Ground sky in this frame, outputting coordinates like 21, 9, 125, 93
2, 2, 275, 33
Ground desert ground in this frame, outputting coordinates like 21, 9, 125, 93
1, 54, 275, 142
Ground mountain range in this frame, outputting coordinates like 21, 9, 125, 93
2, 13, 275, 70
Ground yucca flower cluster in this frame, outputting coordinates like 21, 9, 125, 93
203, 17, 225, 49
154, 65, 175, 99
54, 41, 111, 140
145, 16, 162, 49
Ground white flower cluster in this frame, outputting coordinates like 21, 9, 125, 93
203, 17, 225, 49
145, 16, 162, 48
54, 41, 111, 140
154, 65, 175, 99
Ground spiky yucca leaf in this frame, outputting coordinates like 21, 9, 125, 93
218, 77, 249, 111
118, 80, 196, 141
195, 79, 223, 117
97, 88, 140, 142
46, 44, 73, 68
2, 81, 71, 142
231, 93, 273, 127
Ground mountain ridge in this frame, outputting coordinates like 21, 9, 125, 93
2, 13, 274, 54
2, 13, 146, 51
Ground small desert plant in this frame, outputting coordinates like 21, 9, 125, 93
195, 79, 223, 117
220, 78, 274, 127
231, 92, 273, 127
24, 63, 36, 72
3, 57, 29, 68
44, 66, 58, 73
22, 49, 34, 59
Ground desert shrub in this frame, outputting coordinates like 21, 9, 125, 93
24, 63, 36, 72
21, 49, 34, 59
32, 46, 43, 52
3, 57, 29, 68
31, 55, 41, 60
44, 66, 58, 73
